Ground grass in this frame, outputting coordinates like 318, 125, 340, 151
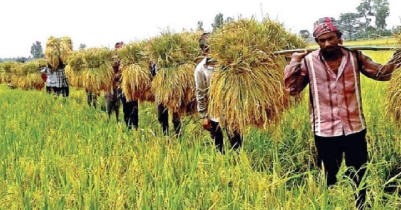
0, 51, 400, 209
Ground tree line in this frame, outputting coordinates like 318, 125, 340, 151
300, 0, 400, 40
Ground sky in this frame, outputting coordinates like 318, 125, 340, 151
0, 0, 400, 58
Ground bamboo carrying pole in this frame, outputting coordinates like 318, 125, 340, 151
274, 46, 400, 55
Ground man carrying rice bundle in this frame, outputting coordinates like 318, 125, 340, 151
44, 36, 70, 97
195, 33, 242, 154
206, 19, 306, 154
40, 60, 69, 97
108, 41, 139, 130
149, 32, 201, 136
104, 42, 123, 123
118, 41, 156, 130
284, 17, 400, 209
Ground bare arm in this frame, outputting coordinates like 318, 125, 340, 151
357, 50, 397, 81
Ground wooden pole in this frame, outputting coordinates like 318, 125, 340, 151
273, 46, 400, 56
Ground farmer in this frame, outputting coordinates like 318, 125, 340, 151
107, 41, 139, 130
41, 59, 69, 97
40, 66, 55, 94
195, 32, 242, 153
104, 42, 123, 123
152, 61, 182, 136
284, 17, 399, 209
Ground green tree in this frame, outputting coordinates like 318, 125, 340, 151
338, 13, 362, 40
225, 17, 234, 23
373, 0, 390, 33
30, 41, 44, 59
197, 21, 204, 32
356, 0, 374, 37
79, 43, 86, 50
212, 13, 224, 32
299, 30, 310, 39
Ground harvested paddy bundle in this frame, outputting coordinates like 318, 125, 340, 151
16, 60, 45, 90
66, 50, 86, 87
386, 33, 401, 123
208, 18, 307, 132
45, 36, 60, 68
9, 62, 23, 88
118, 41, 154, 102
60, 36, 73, 64
45, 36, 73, 69
149, 31, 202, 113
0, 62, 18, 83
81, 48, 114, 92
386, 68, 401, 122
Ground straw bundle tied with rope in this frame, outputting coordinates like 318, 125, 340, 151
60, 37, 73, 64
208, 18, 307, 132
18, 59, 46, 90
45, 36, 73, 69
1, 60, 45, 90
0, 61, 18, 84
65, 50, 85, 88
118, 41, 154, 102
149, 31, 202, 114
66, 48, 113, 93
386, 31, 401, 123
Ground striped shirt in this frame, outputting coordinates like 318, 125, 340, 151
285, 47, 396, 137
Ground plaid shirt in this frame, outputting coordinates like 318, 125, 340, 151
285, 48, 396, 137
54, 68, 68, 88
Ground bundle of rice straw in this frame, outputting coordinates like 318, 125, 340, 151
0, 62, 17, 83
385, 32, 401, 123
208, 18, 307, 132
0, 62, 19, 86
8, 62, 23, 88
65, 50, 85, 87
66, 48, 113, 92
60, 36, 73, 64
14, 59, 45, 90
45, 36, 61, 68
45, 36, 73, 69
118, 41, 154, 102
149, 31, 202, 113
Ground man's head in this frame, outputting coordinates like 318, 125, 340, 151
313, 17, 343, 56
115, 42, 124, 50
199, 33, 210, 55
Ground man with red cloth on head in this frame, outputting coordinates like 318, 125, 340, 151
284, 17, 400, 209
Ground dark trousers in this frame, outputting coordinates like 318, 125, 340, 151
53, 87, 68, 97
210, 121, 242, 154
315, 129, 368, 209
65, 86, 69, 97
157, 104, 181, 135
46, 86, 53, 94
105, 89, 121, 122
120, 94, 138, 130
86, 91, 98, 108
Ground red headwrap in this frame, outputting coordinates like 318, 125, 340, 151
313, 17, 340, 38
115, 41, 125, 49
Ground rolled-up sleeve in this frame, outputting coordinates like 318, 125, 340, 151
357, 51, 396, 81
284, 59, 309, 95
